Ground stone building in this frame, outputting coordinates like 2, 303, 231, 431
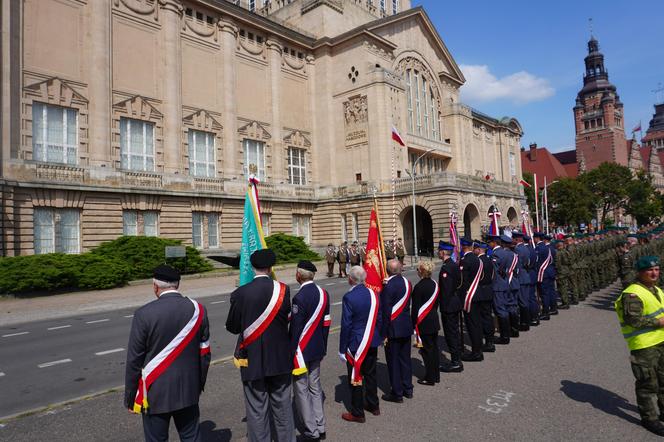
0, 0, 524, 257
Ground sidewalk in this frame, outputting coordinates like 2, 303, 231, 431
0, 260, 327, 327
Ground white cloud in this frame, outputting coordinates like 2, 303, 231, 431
459, 64, 555, 105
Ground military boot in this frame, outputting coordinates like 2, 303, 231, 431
518, 307, 531, 331
495, 317, 511, 345
509, 313, 520, 337
482, 337, 496, 353
642, 419, 664, 436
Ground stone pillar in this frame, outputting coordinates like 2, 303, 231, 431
159, 0, 183, 174
306, 55, 317, 185
87, 0, 111, 167
219, 19, 238, 179
266, 38, 282, 183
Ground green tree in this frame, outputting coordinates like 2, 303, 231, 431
625, 170, 663, 226
547, 177, 594, 227
579, 162, 632, 226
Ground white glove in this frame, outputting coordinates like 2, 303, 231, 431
338, 352, 347, 363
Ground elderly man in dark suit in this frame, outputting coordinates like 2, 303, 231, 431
124, 265, 211, 442
226, 249, 294, 442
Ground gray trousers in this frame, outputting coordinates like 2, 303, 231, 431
242, 374, 295, 442
293, 360, 326, 438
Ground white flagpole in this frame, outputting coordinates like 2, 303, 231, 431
534, 173, 539, 232
544, 176, 549, 235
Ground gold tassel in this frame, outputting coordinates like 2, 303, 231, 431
351, 380, 363, 387
292, 367, 308, 376
233, 357, 249, 368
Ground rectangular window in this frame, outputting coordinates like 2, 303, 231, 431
430, 87, 439, 140
340, 214, 347, 242
288, 147, 306, 185
380, 0, 385, 12
352, 213, 359, 242
406, 70, 414, 133
392, 0, 399, 14
422, 78, 430, 139
32, 102, 78, 165
123, 211, 159, 237
143, 212, 158, 237
261, 213, 270, 236
509, 152, 516, 176
34, 208, 79, 254
192, 212, 220, 249
249, 0, 255, 11
192, 212, 203, 248
292, 214, 311, 244
207, 213, 219, 248
243, 139, 266, 180
414, 72, 422, 136
120, 117, 155, 171
123, 211, 138, 236
188, 130, 216, 177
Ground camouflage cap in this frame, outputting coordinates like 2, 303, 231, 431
636, 255, 660, 271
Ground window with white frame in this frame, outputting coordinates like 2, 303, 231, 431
292, 214, 311, 244
260, 213, 271, 236
243, 139, 265, 180
392, 0, 399, 14
509, 152, 516, 176
32, 102, 78, 165
120, 117, 155, 171
352, 213, 359, 242
340, 214, 347, 242
123, 210, 159, 237
380, 0, 385, 12
192, 212, 221, 249
249, 0, 255, 11
34, 208, 80, 254
405, 69, 440, 141
188, 130, 216, 177
288, 147, 306, 185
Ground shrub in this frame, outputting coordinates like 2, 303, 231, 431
265, 233, 321, 264
91, 236, 213, 280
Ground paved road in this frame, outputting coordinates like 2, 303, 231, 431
0, 269, 420, 419
0, 282, 659, 441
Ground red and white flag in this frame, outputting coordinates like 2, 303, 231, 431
391, 126, 406, 147
519, 179, 531, 188
632, 122, 642, 133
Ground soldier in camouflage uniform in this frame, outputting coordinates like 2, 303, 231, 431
553, 240, 571, 308
615, 255, 664, 436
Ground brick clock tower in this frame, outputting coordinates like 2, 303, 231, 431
573, 37, 628, 170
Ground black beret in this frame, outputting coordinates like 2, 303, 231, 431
297, 260, 317, 273
533, 232, 546, 238
511, 231, 524, 238
153, 264, 180, 283
250, 248, 276, 268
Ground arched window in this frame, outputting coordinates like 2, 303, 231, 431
405, 68, 440, 141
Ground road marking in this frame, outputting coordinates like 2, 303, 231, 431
124, 315, 134, 318
95, 348, 124, 356
2, 332, 29, 338
325, 283, 336, 286
332, 301, 342, 306
38, 359, 72, 369
0, 372, 5, 377
47, 325, 71, 331
85, 319, 109, 324
211, 300, 226, 304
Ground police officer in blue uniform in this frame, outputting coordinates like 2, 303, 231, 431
487, 234, 518, 345
381, 259, 414, 402
535, 232, 554, 321
459, 238, 484, 362
125, 265, 211, 442
524, 234, 540, 326
545, 234, 559, 315
513, 231, 532, 331
473, 240, 496, 352
437, 241, 464, 373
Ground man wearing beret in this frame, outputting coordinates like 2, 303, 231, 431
437, 240, 463, 372
290, 261, 331, 441
124, 265, 211, 442
226, 249, 295, 442
325, 243, 337, 278
615, 256, 664, 436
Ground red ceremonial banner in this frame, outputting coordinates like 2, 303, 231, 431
363, 207, 387, 295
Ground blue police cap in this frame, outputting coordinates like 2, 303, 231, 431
533, 232, 546, 238
523, 234, 532, 241
511, 231, 524, 238
499, 235, 513, 244
460, 237, 473, 247
438, 240, 455, 251
473, 240, 489, 249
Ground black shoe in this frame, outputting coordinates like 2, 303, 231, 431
550, 309, 559, 315
539, 315, 550, 321
403, 391, 413, 399
482, 343, 496, 353
461, 352, 484, 362
559, 304, 570, 310
571, 300, 579, 305
495, 337, 510, 345
417, 379, 435, 386
518, 324, 530, 331
440, 362, 464, 373
302, 436, 320, 442
381, 393, 403, 403
530, 320, 540, 326
642, 419, 664, 436
511, 329, 520, 338
319, 432, 326, 440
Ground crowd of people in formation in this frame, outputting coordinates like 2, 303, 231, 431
325, 239, 406, 278
124, 225, 654, 442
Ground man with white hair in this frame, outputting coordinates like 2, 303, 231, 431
124, 264, 211, 442
339, 265, 383, 423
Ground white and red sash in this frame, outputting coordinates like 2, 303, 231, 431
537, 250, 552, 283
292, 286, 329, 376
463, 260, 484, 313
390, 276, 412, 321
415, 280, 439, 348
507, 254, 518, 284
345, 287, 379, 386
133, 298, 205, 414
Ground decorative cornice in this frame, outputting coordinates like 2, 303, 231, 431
158, 0, 183, 15
218, 18, 238, 37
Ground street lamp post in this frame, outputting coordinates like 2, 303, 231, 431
406, 148, 436, 264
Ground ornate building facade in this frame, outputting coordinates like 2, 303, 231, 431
0, 0, 524, 257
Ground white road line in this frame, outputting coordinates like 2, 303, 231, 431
332, 301, 343, 306
2, 332, 29, 338
95, 348, 124, 356
0, 372, 5, 377
47, 325, 71, 331
325, 283, 336, 286
211, 300, 226, 304
124, 315, 134, 318
86, 319, 109, 324
38, 359, 72, 369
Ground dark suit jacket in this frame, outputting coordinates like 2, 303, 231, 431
410, 277, 440, 335
439, 257, 462, 312
459, 251, 482, 304
226, 275, 292, 382
491, 246, 510, 292
339, 284, 383, 354
124, 291, 210, 414
289, 281, 330, 363
476, 253, 495, 301
380, 275, 413, 339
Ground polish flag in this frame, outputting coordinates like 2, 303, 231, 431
519, 179, 532, 188
391, 126, 406, 147
632, 123, 641, 133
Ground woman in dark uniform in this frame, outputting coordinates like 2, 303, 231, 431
411, 260, 441, 385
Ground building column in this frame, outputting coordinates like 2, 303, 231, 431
159, 0, 183, 174
306, 55, 317, 185
219, 19, 238, 179
266, 38, 283, 183
87, 0, 111, 167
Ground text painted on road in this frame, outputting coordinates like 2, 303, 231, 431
478, 390, 515, 414
2, 331, 29, 338
95, 348, 124, 356
85, 319, 110, 324
38, 359, 72, 369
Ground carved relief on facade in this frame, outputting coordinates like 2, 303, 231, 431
113, 0, 161, 24
182, 6, 219, 47
362, 40, 395, 63
292, 202, 314, 215
238, 120, 271, 141
121, 193, 162, 211
191, 197, 222, 213
343, 94, 369, 147
283, 130, 311, 149
31, 189, 85, 209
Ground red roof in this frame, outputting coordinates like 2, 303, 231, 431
562, 163, 579, 178
521, 146, 570, 185
640, 146, 652, 170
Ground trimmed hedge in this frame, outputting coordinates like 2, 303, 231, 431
265, 233, 321, 264
91, 236, 213, 280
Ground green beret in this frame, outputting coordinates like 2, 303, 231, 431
636, 255, 660, 271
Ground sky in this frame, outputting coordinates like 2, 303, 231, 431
413, 0, 664, 153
